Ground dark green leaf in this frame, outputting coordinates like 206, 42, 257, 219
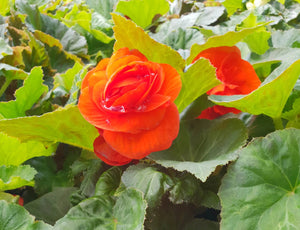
95, 167, 122, 196
219, 128, 300, 230
25, 187, 77, 225
121, 164, 171, 208
150, 119, 247, 181
54, 188, 147, 230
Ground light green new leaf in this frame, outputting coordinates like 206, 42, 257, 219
121, 164, 171, 208
115, 0, 169, 29
222, 0, 242, 16
0, 165, 36, 191
174, 58, 220, 113
219, 129, 300, 230
187, 24, 267, 64
244, 30, 271, 55
149, 119, 247, 182
0, 200, 52, 230
54, 188, 147, 230
210, 59, 300, 118
0, 132, 54, 166
54, 62, 83, 92
0, 105, 98, 151
112, 13, 185, 72
0, 0, 10, 16
0, 37, 13, 60
0, 66, 48, 119
0, 192, 19, 203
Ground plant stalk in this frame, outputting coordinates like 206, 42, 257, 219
0, 78, 12, 98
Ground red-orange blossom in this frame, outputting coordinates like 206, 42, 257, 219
78, 48, 182, 165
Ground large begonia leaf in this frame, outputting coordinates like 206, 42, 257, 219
112, 13, 185, 72
149, 119, 247, 182
219, 128, 300, 230
0, 165, 36, 191
54, 188, 147, 230
0, 67, 48, 119
115, 0, 169, 29
210, 59, 300, 119
174, 58, 220, 113
0, 132, 54, 166
0, 200, 52, 230
121, 164, 172, 208
187, 24, 267, 64
25, 187, 77, 225
0, 105, 98, 151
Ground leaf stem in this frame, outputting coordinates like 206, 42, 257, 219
0, 78, 12, 98
273, 117, 283, 130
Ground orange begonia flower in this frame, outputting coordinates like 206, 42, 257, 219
193, 46, 261, 120
78, 48, 181, 165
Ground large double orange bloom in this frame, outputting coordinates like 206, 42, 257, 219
193, 46, 261, 120
78, 48, 181, 165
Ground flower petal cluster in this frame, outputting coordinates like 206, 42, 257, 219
78, 48, 182, 165
193, 46, 261, 119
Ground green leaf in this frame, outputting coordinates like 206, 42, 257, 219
0, 66, 48, 119
0, 37, 13, 60
54, 188, 147, 230
187, 24, 267, 64
94, 167, 122, 196
282, 98, 300, 120
243, 31, 270, 55
0, 105, 98, 151
0, 200, 52, 230
149, 118, 247, 182
0, 64, 28, 81
169, 173, 204, 206
272, 29, 300, 48
222, 0, 242, 16
85, 0, 118, 19
112, 13, 185, 72
25, 187, 77, 225
0, 0, 10, 16
0, 192, 19, 203
219, 128, 300, 230
0, 165, 37, 191
174, 58, 220, 113
54, 62, 83, 92
115, 0, 169, 29
0, 132, 54, 166
121, 164, 171, 208
210, 59, 300, 118
27, 157, 74, 196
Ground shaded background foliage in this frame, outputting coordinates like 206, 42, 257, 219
0, 0, 300, 229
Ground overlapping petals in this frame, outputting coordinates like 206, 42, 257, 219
78, 47, 181, 165
193, 46, 261, 120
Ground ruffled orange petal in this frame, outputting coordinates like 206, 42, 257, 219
81, 58, 109, 89
79, 87, 167, 133
106, 48, 148, 77
192, 46, 241, 68
93, 135, 132, 166
103, 103, 180, 159
197, 105, 241, 120
158, 63, 182, 102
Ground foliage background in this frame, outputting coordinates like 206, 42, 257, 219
1, 0, 300, 229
